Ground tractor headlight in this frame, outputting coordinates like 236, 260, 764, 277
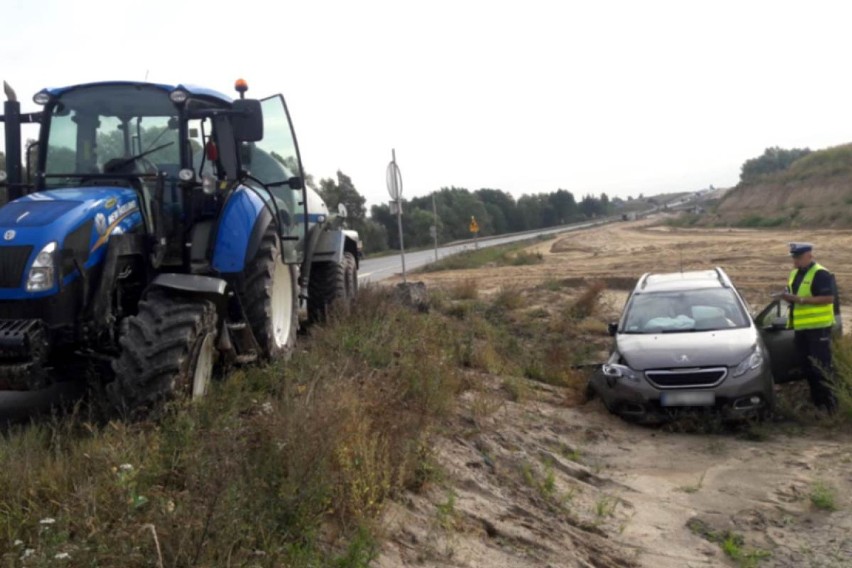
33, 90, 52, 105
732, 346, 764, 378
26, 242, 57, 292
169, 89, 189, 104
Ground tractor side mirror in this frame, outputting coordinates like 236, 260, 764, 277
232, 99, 263, 142
287, 176, 304, 190
338, 203, 348, 218
607, 322, 618, 336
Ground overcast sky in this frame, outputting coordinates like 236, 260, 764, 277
3, 0, 852, 206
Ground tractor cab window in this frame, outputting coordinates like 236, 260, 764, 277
0, 123, 7, 207
241, 95, 305, 243
185, 98, 238, 181
43, 85, 180, 184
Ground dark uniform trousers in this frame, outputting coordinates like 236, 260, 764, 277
794, 327, 836, 411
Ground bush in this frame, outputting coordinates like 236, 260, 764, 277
0, 287, 463, 566
735, 214, 788, 228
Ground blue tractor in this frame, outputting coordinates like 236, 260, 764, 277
0, 79, 360, 415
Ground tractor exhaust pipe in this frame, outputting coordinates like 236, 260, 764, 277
3, 81, 23, 197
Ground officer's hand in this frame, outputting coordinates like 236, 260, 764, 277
779, 292, 798, 304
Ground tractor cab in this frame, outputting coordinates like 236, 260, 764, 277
23, 82, 308, 270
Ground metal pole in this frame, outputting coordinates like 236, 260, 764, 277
392, 149, 407, 283
3, 83, 23, 199
432, 192, 439, 262
396, 198, 407, 283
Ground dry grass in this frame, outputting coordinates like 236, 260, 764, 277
492, 285, 524, 311
0, 287, 463, 567
449, 279, 479, 300
567, 280, 607, 320
0, 273, 618, 566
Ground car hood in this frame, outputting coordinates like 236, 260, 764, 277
616, 327, 758, 370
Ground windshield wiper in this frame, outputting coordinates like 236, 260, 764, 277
659, 328, 699, 333
106, 142, 175, 173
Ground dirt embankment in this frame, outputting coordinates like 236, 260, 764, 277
379, 220, 852, 567
713, 179, 852, 227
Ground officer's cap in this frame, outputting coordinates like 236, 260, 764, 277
789, 242, 813, 256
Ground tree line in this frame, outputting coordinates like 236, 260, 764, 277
739, 146, 811, 185
315, 170, 613, 254
0, 149, 614, 255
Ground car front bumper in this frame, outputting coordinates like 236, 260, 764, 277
589, 364, 774, 421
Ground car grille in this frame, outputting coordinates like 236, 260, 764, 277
645, 367, 727, 388
0, 246, 33, 288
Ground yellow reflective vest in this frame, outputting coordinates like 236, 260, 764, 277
787, 263, 835, 330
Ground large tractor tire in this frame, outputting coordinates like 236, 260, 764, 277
108, 291, 218, 417
308, 251, 358, 323
242, 226, 299, 359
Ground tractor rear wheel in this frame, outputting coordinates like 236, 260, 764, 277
242, 226, 298, 359
108, 291, 218, 418
308, 251, 358, 323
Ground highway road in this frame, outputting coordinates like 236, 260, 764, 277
359, 219, 608, 283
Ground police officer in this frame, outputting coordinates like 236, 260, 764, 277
779, 242, 837, 412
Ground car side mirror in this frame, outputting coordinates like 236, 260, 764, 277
768, 316, 788, 331
232, 99, 263, 142
607, 322, 618, 336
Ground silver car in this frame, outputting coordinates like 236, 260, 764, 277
590, 267, 799, 422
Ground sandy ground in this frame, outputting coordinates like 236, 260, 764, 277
376, 218, 852, 568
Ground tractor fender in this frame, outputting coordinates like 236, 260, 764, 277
311, 229, 346, 265
211, 186, 268, 274
311, 228, 361, 268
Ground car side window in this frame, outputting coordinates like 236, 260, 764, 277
756, 300, 789, 328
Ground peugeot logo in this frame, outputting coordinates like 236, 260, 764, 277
3, 230, 15, 241
678, 354, 690, 363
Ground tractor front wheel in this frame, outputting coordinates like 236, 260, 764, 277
308, 251, 358, 323
108, 291, 218, 418
241, 226, 299, 360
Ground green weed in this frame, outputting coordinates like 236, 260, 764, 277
809, 481, 838, 511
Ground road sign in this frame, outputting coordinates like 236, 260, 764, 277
469, 216, 479, 233
387, 149, 406, 283
386, 151, 403, 201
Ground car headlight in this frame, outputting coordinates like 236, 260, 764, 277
732, 347, 764, 378
602, 363, 641, 383
26, 242, 57, 292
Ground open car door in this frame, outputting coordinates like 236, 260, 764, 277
755, 300, 801, 383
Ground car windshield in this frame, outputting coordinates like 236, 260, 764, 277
43, 85, 180, 183
622, 288, 749, 333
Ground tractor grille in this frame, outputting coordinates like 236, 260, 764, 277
0, 246, 33, 288
645, 367, 727, 389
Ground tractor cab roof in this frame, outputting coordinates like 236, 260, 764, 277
41, 81, 233, 105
